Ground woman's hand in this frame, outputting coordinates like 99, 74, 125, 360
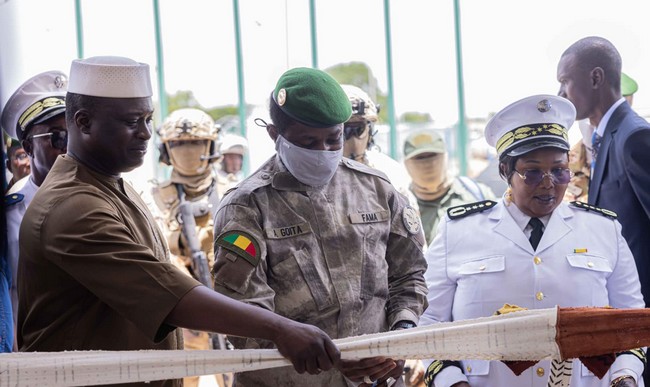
338, 356, 404, 385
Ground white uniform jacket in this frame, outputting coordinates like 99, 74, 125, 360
421, 199, 645, 387
5, 175, 39, 323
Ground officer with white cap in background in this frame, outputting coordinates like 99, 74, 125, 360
17, 56, 340, 387
216, 133, 248, 197
420, 94, 644, 387
2, 70, 69, 348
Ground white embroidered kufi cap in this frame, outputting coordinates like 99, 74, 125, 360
484, 94, 576, 157
68, 56, 152, 98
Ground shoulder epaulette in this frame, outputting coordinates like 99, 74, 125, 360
447, 200, 497, 220
341, 158, 391, 183
4, 193, 24, 207
570, 201, 617, 219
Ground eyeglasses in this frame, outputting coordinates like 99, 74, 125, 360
13, 153, 28, 161
344, 122, 367, 139
30, 131, 68, 150
514, 168, 573, 186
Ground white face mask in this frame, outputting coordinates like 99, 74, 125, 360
275, 134, 342, 187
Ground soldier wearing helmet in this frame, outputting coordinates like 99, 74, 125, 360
341, 84, 419, 213
151, 108, 231, 387
216, 133, 248, 197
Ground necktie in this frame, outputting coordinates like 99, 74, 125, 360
528, 217, 544, 250
591, 131, 603, 172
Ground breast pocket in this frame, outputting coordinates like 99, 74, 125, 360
456, 256, 506, 307
565, 254, 612, 305
360, 234, 389, 300
269, 247, 335, 318
461, 359, 490, 377
349, 210, 390, 301
566, 254, 612, 273
458, 255, 506, 275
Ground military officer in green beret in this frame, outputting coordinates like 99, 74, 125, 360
212, 67, 428, 387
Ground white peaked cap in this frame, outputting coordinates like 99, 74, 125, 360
484, 94, 576, 157
68, 56, 152, 98
1, 70, 67, 140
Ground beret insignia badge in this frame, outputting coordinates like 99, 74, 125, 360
277, 88, 287, 106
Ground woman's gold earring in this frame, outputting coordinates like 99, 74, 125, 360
504, 186, 513, 206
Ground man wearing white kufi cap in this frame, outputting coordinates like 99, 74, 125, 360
2, 70, 69, 351
18, 56, 340, 387
420, 95, 644, 387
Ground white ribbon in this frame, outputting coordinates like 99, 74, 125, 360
0, 308, 562, 386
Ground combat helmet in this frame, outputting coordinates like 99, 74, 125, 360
158, 108, 220, 176
341, 85, 380, 160
341, 84, 379, 124
219, 133, 248, 156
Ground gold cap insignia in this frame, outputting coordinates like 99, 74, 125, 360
537, 99, 552, 112
277, 88, 287, 106
54, 75, 68, 89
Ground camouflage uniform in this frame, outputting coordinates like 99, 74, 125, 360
416, 177, 494, 245
151, 108, 230, 387
213, 155, 429, 387
565, 140, 591, 202
403, 130, 496, 246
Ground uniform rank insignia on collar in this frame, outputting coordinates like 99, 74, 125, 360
4, 193, 24, 207
215, 230, 261, 267
570, 201, 617, 219
447, 200, 497, 220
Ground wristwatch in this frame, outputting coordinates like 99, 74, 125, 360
610, 375, 634, 387
391, 320, 416, 330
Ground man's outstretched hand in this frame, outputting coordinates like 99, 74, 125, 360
272, 320, 340, 375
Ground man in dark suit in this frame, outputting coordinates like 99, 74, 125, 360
558, 36, 650, 386
557, 37, 650, 302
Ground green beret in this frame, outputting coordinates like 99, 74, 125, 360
621, 72, 638, 96
273, 67, 352, 127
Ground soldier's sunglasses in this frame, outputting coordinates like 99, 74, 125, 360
344, 123, 367, 139
30, 131, 68, 150
514, 168, 573, 186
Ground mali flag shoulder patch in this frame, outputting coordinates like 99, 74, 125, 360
215, 230, 261, 267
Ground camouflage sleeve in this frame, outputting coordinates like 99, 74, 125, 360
386, 189, 429, 327
212, 198, 276, 349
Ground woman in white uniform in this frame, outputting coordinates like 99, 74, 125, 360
421, 95, 644, 387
